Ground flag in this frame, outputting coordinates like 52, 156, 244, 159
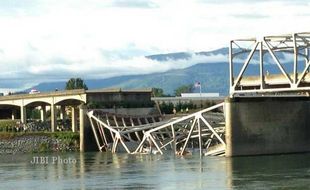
194, 81, 201, 88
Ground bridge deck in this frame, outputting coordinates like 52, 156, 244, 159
0, 89, 85, 101
237, 73, 310, 89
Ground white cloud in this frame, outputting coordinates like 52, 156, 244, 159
0, 0, 309, 91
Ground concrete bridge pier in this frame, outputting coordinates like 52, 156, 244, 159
40, 105, 46, 122
50, 104, 57, 132
225, 96, 310, 156
20, 106, 26, 124
11, 109, 17, 120
79, 104, 87, 152
71, 106, 78, 132
60, 106, 66, 121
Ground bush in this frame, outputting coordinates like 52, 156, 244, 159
159, 102, 174, 114
159, 101, 196, 114
0, 120, 18, 132
51, 131, 79, 141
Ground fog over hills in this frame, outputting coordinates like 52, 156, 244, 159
28, 47, 298, 96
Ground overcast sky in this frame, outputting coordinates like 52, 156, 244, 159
0, 0, 309, 92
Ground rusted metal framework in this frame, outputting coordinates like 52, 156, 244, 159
87, 103, 226, 157
230, 32, 310, 96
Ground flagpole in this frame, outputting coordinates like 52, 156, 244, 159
199, 82, 202, 108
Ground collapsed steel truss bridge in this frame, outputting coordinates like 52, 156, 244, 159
87, 32, 310, 157
88, 103, 225, 157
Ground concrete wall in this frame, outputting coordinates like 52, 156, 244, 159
225, 97, 310, 156
152, 97, 224, 107
93, 108, 160, 116
87, 92, 152, 103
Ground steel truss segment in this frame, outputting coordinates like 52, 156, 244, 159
88, 111, 102, 151
293, 33, 298, 84
265, 40, 293, 85
134, 135, 147, 154
259, 41, 264, 89
229, 32, 310, 96
152, 135, 164, 154
229, 41, 233, 87
180, 117, 197, 155
232, 38, 256, 42
199, 116, 226, 145
232, 42, 259, 89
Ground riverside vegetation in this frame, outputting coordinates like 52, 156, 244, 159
0, 119, 79, 154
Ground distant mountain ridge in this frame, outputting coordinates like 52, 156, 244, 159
28, 47, 298, 96
146, 48, 229, 61
28, 63, 229, 95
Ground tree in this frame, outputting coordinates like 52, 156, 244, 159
174, 84, 194, 96
65, 78, 88, 90
152, 88, 164, 97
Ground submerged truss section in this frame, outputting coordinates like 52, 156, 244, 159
230, 32, 310, 96
87, 110, 164, 153
87, 103, 226, 157
134, 103, 225, 156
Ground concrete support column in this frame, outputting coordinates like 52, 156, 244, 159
50, 104, 56, 132
79, 104, 87, 152
20, 106, 26, 124
11, 109, 17, 120
71, 106, 78, 132
60, 106, 66, 121
225, 101, 232, 157
40, 105, 46, 122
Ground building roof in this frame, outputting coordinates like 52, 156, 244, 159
86, 88, 152, 93
151, 96, 225, 101
181, 93, 220, 98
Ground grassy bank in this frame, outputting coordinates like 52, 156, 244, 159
0, 131, 80, 153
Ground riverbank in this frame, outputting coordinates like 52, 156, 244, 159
0, 132, 79, 154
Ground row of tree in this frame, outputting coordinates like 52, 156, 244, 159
65, 78, 88, 90
65, 77, 194, 97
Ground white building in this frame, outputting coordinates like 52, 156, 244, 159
181, 93, 220, 98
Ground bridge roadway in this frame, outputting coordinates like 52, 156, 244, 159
236, 73, 310, 93
0, 88, 152, 133
0, 89, 87, 132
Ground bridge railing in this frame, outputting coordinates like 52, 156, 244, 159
230, 32, 310, 96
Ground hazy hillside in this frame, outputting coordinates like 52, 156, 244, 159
29, 63, 229, 95
28, 47, 299, 96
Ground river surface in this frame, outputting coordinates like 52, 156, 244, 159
0, 152, 309, 189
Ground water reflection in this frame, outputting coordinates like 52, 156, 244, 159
0, 152, 309, 189
227, 153, 310, 189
